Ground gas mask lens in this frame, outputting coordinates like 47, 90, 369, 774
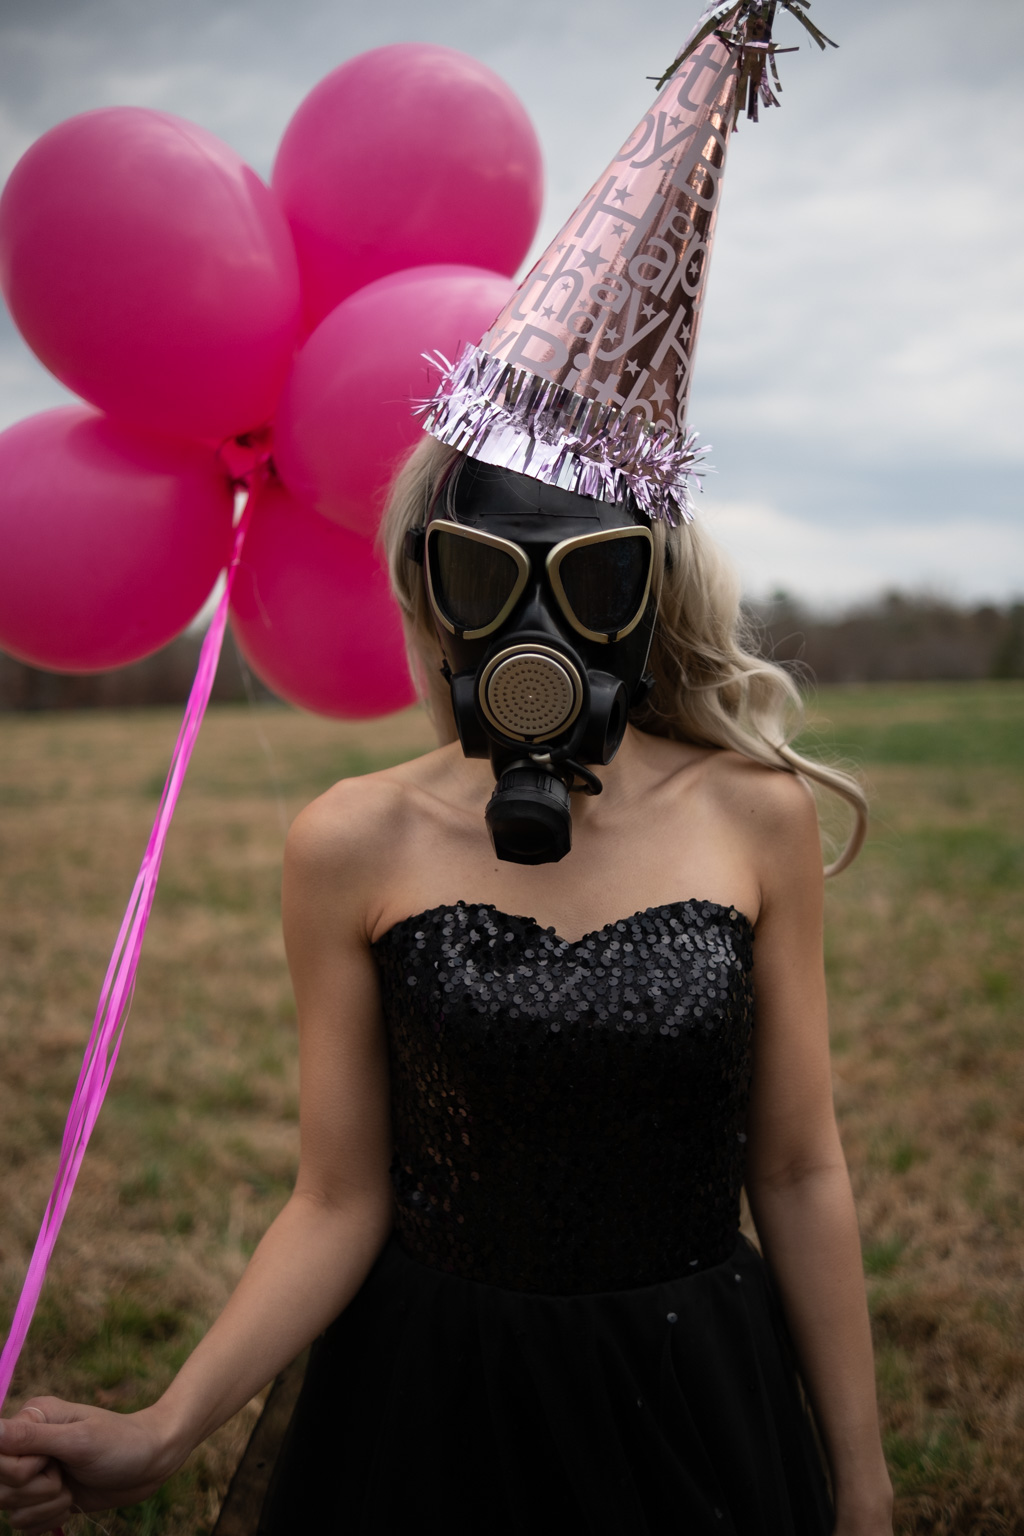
547, 527, 653, 643
426, 524, 529, 640
426, 521, 653, 644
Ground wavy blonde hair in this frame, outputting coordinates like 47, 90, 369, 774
380, 435, 867, 875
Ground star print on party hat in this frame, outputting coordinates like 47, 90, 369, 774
422, 0, 835, 524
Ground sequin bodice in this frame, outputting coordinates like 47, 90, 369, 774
373, 900, 754, 1293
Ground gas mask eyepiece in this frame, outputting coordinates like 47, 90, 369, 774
413, 463, 658, 865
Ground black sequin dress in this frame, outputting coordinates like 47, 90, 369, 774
255, 901, 834, 1535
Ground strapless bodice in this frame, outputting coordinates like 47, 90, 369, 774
372, 899, 755, 1293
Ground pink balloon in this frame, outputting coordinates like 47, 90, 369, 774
0, 407, 234, 672
274, 264, 514, 536
230, 477, 416, 719
272, 44, 542, 330
0, 108, 301, 441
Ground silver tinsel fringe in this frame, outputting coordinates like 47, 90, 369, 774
417, 345, 711, 526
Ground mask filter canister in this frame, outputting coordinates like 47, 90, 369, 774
485, 761, 573, 865
485, 756, 604, 865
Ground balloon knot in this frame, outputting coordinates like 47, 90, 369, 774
216, 425, 275, 489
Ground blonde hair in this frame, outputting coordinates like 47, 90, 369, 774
380, 435, 867, 875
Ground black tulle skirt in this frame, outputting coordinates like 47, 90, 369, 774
246, 1232, 833, 1536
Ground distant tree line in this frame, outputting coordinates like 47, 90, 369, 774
0, 631, 278, 712
748, 591, 1024, 686
1, 593, 1022, 711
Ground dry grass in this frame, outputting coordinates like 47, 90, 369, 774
0, 704, 436, 1534
802, 684, 1024, 1534
0, 683, 1021, 1534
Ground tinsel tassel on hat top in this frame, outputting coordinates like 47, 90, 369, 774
421, 0, 835, 525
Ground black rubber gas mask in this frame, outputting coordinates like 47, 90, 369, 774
407, 461, 657, 865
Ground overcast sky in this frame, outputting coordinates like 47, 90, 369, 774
1, 0, 1020, 607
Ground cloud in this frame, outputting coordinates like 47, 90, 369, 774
704, 494, 1024, 608
0, 0, 1019, 608
694, 117, 1024, 467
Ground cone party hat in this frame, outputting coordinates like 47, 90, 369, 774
422, 1, 835, 523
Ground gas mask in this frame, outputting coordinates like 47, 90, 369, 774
406, 460, 657, 865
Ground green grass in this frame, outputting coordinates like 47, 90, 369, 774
863, 1237, 906, 1277
797, 679, 1023, 768
884, 1421, 978, 1493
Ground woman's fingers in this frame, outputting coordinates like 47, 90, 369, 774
0, 1405, 84, 1467
0, 1401, 85, 1532
0, 1462, 62, 1501
0, 1449, 52, 1487
1, 1466, 66, 1508
11, 1491, 75, 1536
0, 1459, 72, 1536
0, 1406, 68, 1493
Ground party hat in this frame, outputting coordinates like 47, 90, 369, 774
422, 1, 835, 523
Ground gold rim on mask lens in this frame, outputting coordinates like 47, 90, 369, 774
425, 521, 654, 644
425, 522, 530, 641
545, 526, 654, 644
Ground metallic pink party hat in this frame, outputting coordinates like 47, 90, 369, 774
422, 1, 835, 523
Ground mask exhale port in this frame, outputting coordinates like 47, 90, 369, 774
478, 642, 584, 743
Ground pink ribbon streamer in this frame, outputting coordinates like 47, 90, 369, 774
0, 493, 254, 1471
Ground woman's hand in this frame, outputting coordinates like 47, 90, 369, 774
0, 1397, 177, 1535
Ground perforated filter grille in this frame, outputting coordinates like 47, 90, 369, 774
484, 653, 577, 738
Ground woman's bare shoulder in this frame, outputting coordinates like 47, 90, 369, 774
701, 750, 816, 827
284, 742, 466, 881
680, 748, 822, 897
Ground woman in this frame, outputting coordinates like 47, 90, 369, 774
0, 433, 893, 1535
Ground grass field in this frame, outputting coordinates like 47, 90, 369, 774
0, 681, 1021, 1535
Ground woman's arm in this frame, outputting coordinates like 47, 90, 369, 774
739, 770, 893, 1535
0, 780, 396, 1535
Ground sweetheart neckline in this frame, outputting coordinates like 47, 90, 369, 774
371, 897, 755, 951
